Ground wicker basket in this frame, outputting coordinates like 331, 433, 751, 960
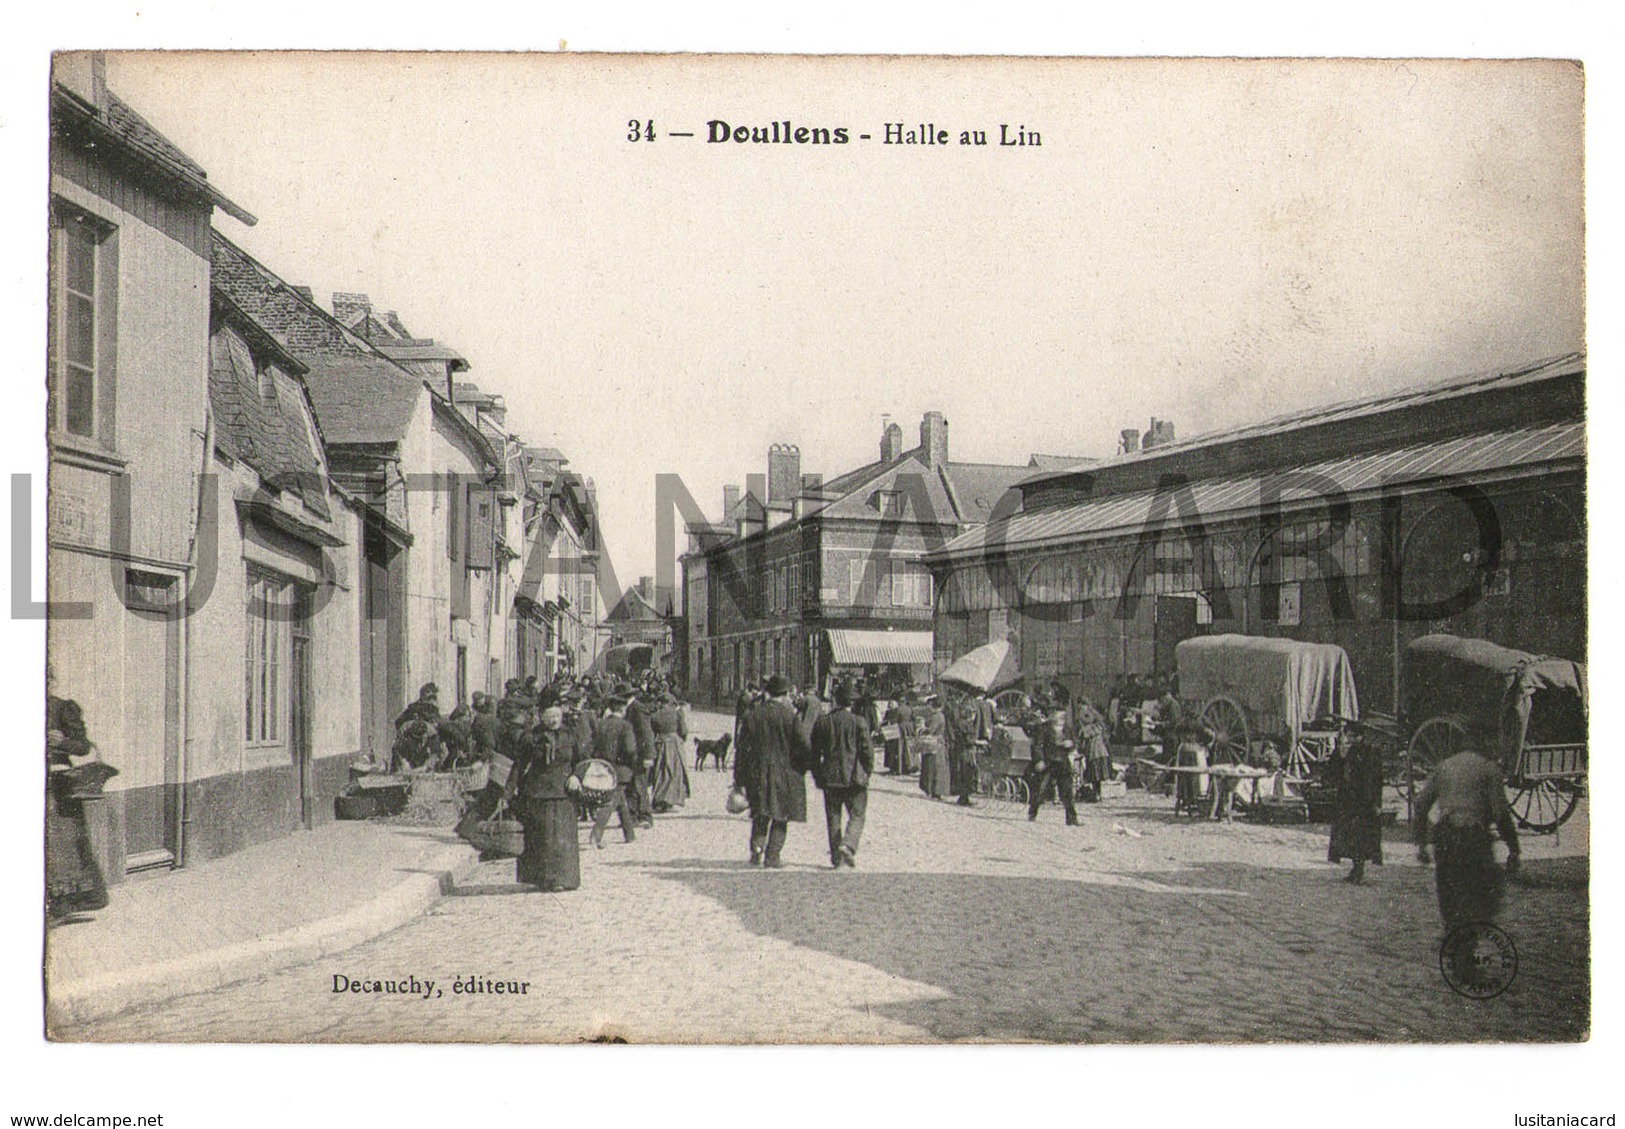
462, 817, 524, 858
450, 762, 490, 792
399, 773, 469, 826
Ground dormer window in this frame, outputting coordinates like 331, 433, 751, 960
875, 490, 903, 516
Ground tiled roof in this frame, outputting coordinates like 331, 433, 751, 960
211, 232, 427, 446
53, 87, 255, 224
301, 356, 426, 446
944, 461, 1033, 524
931, 421, 1584, 560
211, 233, 380, 359
208, 316, 330, 520
106, 91, 207, 179
376, 342, 468, 367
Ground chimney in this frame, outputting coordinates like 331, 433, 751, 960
291, 285, 314, 303
880, 421, 905, 463
332, 292, 372, 326
638, 576, 654, 602
54, 53, 108, 114
793, 473, 822, 520
1143, 418, 1177, 450
920, 411, 949, 469
767, 444, 801, 507
1119, 428, 1140, 455
723, 484, 741, 519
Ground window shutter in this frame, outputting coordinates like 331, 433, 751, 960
466, 481, 495, 569
446, 473, 462, 561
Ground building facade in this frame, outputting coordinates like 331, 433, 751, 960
46, 58, 261, 876
926, 355, 1587, 715
682, 413, 1034, 704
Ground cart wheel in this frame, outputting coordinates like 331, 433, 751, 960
1011, 777, 1031, 806
1508, 778, 1582, 834
1199, 696, 1251, 765
1405, 716, 1467, 820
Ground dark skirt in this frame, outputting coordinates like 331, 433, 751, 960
1328, 804, 1384, 865
1433, 823, 1503, 930
650, 735, 691, 809
517, 797, 580, 891
46, 786, 108, 916
917, 737, 951, 798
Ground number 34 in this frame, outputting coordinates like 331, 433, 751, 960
628, 119, 656, 142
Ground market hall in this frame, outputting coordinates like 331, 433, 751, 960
924, 354, 1585, 720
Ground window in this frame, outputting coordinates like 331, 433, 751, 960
891, 561, 933, 608
48, 205, 115, 441
877, 491, 903, 516
245, 570, 291, 745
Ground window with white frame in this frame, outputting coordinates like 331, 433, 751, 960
48, 204, 115, 442
890, 561, 933, 608
245, 570, 291, 745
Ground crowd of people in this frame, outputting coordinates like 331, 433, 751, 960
45, 661, 1524, 943
383, 670, 695, 892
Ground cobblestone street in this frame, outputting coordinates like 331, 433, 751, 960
71, 711, 1589, 1044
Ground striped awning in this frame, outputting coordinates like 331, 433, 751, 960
827, 629, 934, 666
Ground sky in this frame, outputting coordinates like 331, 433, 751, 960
94, 53, 1584, 596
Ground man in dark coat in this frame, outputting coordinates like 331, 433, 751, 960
587, 696, 640, 847
733, 675, 812, 868
1027, 701, 1080, 825
392, 683, 444, 771
812, 680, 874, 868
624, 689, 658, 827
470, 692, 500, 762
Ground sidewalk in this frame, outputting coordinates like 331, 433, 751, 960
45, 819, 480, 1033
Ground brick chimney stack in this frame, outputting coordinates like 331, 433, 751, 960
1143, 418, 1177, 450
331, 292, 372, 326
880, 421, 904, 463
1119, 428, 1140, 455
767, 444, 801, 507
723, 484, 741, 520
920, 411, 949, 468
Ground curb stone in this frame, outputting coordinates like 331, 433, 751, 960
46, 840, 481, 1035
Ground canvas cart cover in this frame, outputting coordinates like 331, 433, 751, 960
1402, 634, 1587, 743
938, 638, 1023, 695
588, 642, 656, 678
1175, 635, 1359, 728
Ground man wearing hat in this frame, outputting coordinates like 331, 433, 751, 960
588, 695, 641, 846
1027, 698, 1080, 825
392, 683, 444, 771
812, 680, 874, 868
733, 674, 813, 868
470, 692, 500, 763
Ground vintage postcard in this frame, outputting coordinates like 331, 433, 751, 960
34, 51, 1585, 1057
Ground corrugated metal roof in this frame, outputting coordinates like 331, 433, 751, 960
930, 421, 1583, 560
1019, 352, 1584, 490
827, 629, 934, 665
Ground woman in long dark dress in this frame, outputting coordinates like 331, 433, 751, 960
647, 693, 691, 812
46, 692, 111, 918
917, 697, 951, 799
1327, 729, 1385, 883
513, 706, 583, 891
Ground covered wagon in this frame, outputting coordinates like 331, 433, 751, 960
1174, 635, 1360, 777
1402, 634, 1587, 833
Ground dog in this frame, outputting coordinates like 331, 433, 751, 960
693, 733, 731, 771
